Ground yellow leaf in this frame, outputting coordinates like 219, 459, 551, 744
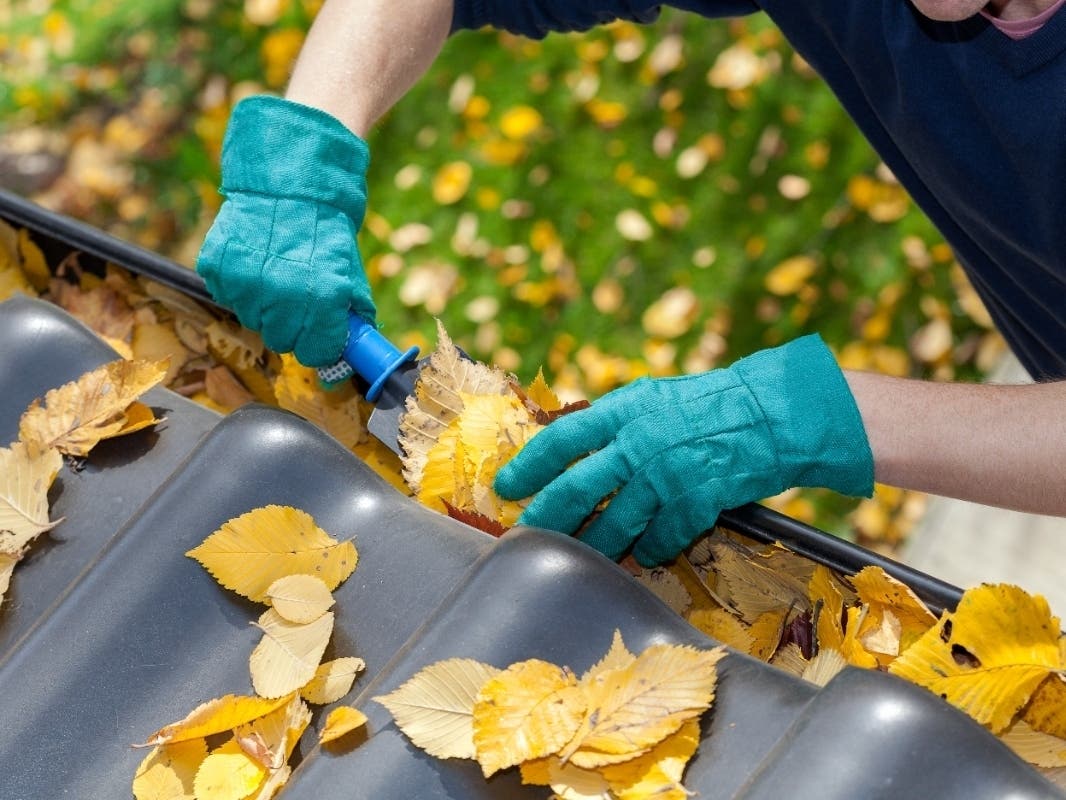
472, 659, 587, 777
244, 765, 291, 800
117, 400, 164, 436
274, 354, 367, 450
0, 442, 63, 555
138, 693, 295, 747
319, 706, 368, 744
235, 693, 311, 770
635, 567, 692, 617
641, 287, 699, 339
132, 739, 207, 800
186, 505, 357, 603
18, 358, 168, 457
300, 656, 366, 705
399, 320, 510, 493
249, 608, 335, 699
132, 322, 189, 384
265, 574, 335, 624
373, 658, 501, 760
747, 608, 789, 662
851, 566, 936, 644
0, 552, 17, 610
525, 368, 562, 412
1000, 718, 1066, 768
521, 756, 612, 798
764, 255, 817, 296
432, 161, 473, 205
713, 539, 810, 623
193, 738, 267, 800
809, 565, 845, 652
800, 648, 847, 687
16, 228, 52, 291
0, 263, 34, 302
601, 718, 700, 800
840, 605, 880, 669
562, 644, 725, 769
581, 630, 636, 683
499, 105, 543, 140
889, 584, 1061, 733
1024, 675, 1066, 738
687, 608, 755, 655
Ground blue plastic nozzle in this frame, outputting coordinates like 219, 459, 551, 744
339, 313, 420, 402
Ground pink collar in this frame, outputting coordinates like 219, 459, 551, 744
981, 0, 1066, 39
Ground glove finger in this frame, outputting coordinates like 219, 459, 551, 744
576, 476, 659, 562
632, 483, 721, 567
494, 406, 621, 500
514, 443, 629, 536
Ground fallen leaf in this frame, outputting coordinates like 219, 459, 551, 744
138, 693, 295, 747
472, 659, 587, 777
132, 739, 207, 800
235, 693, 311, 771
562, 643, 725, 769
18, 358, 167, 457
0, 441, 63, 555
192, 738, 267, 800
319, 706, 368, 744
265, 574, 335, 624
300, 657, 366, 705
249, 608, 335, 699
186, 505, 357, 603
374, 658, 501, 760
888, 583, 1061, 733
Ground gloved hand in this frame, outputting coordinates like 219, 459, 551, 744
494, 335, 873, 566
196, 95, 375, 367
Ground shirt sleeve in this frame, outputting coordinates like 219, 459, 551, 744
452, 1, 759, 38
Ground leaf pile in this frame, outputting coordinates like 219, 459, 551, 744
133, 505, 369, 800
1, 357, 166, 609
638, 529, 1066, 774
399, 320, 587, 534
375, 631, 726, 799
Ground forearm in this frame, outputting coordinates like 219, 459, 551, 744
285, 0, 454, 137
844, 371, 1066, 515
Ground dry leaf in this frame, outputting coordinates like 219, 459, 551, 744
192, 738, 267, 800
0, 442, 63, 556
1025, 674, 1066, 738
138, 693, 295, 747
373, 658, 501, 760
687, 607, 756, 655
562, 643, 725, 769
265, 574, 335, 624
132, 739, 207, 800
712, 538, 810, 623
249, 608, 335, 699
18, 358, 167, 456
273, 354, 367, 450
1001, 719, 1066, 768
600, 718, 700, 800
581, 630, 636, 683
472, 659, 587, 777
888, 583, 1061, 733
319, 706, 368, 744
398, 320, 510, 492
800, 648, 847, 687
635, 567, 692, 617
235, 693, 312, 771
186, 505, 357, 603
300, 656, 366, 705
0, 553, 18, 610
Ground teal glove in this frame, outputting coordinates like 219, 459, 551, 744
494, 335, 873, 566
196, 96, 375, 367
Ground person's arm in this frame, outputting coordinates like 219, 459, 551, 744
285, 0, 455, 138
845, 371, 1066, 515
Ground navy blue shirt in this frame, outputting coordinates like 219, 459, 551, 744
452, 1, 1066, 380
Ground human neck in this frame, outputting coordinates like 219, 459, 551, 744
985, 0, 1059, 20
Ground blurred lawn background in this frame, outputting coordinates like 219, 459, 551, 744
0, 0, 1008, 551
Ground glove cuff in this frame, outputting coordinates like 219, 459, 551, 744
219, 95, 370, 224
732, 334, 874, 498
